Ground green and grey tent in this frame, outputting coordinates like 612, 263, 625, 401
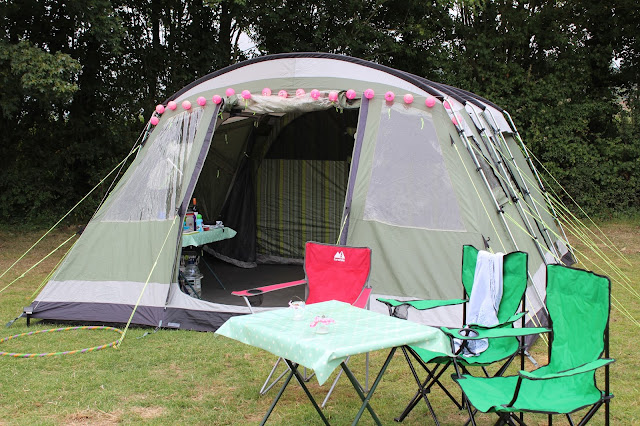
27, 53, 572, 331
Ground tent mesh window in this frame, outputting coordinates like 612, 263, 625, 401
103, 109, 204, 222
363, 103, 465, 231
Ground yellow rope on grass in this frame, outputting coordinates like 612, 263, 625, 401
0, 233, 78, 296
527, 150, 631, 266
490, 144, 632, 277
0, 146, 141, 281
115, 216, 179, 349
554, 205, 635, 290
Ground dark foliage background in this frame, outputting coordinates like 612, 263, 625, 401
0, 0, 638, 225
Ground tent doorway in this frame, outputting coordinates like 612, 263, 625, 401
190, 106, 360, 306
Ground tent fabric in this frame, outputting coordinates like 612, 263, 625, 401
28, 53, 571, 332
256, 159, 348, 261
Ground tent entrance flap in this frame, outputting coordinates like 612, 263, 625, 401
193, 107, 360, 267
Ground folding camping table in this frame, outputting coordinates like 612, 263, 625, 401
181, 227, 236, 291
215, 300, 453, 425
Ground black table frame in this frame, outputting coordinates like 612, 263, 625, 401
260, 347, 399, 426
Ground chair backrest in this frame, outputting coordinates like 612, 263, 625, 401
304, 241, 372, 305
546, 264, 610, 373
461, 245, 528, 322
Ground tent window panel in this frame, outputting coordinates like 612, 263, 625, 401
363, 105, 465, 231
256, 159, 348, 260
103, 109, 204, 222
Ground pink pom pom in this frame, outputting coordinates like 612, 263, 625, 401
443, 100, 452, 110
385, 91, 395, 102
328, 91, 339, 102
212, 95, 222, 105
241, 90, 252, 100
150, 116, 159, 126
425, 96, 436, 108
346, 89, 356, 100
262, 88, 272, 96
296, 89, 306, 97
155, 104, 165, 114
182, 100, 191, 110
452, 113, 463, 126
364, 89, 375, 99
403, 94, 414, 104
278, 90, 288, 98
225, 88, 235, 97
167, 101, 177, 110
197, 96, 206, 106
310, 89, 320, 99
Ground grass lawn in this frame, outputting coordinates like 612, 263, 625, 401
0, 220, 638, 425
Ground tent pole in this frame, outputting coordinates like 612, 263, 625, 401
445, 102, 517, 250
465, 106, 554, 264
481, 108, 561, 260
445, 100, 550, 321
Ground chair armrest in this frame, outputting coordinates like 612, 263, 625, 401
519, 358, 615, 380
353, 287, 372, 309
467, 312, 527, 329
440, 325, 550, 340
231, 279, 307, 297
377, 297, 467, 311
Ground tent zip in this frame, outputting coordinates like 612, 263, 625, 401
169, 103, 222, 295
340, 96, 370, 245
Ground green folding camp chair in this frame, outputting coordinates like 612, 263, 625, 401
378, 245, 530, 423
453, 264, 614, 425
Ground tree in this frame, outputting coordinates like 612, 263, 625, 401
442, 0, 637, 214
241, 0, 454, 75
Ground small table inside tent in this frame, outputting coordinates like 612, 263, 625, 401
181, 227, 236, 296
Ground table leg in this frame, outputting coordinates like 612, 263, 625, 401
341, 346, 398, 426
260, 360, 329, 426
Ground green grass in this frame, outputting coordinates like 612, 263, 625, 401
0, 221, 638, 425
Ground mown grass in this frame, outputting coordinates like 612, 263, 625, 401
0, 221, 638, 425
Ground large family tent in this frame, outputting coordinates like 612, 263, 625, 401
27, 53, 572, 332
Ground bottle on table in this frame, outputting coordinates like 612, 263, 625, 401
196, 214, 203, 232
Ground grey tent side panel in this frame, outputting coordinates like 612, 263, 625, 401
163, 308, 240, 331
28, 302, 164, 327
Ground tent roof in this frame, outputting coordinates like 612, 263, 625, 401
168, 53, 512, 132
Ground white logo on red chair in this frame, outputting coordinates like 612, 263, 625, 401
334, 251, 346, 262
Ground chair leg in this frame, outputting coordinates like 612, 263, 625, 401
321, 355, 351, 408
462, 395, 477, 426
577, 400, 607, 426
395, 348, 454, 423
321, 352, 370, 408
407, 348, 464, 408
260, 357, 290, 395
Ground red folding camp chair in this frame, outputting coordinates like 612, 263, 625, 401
232, 241, 372, 405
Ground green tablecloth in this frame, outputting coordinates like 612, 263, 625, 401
216, 300, 453, 385
181, 227, 236, 248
